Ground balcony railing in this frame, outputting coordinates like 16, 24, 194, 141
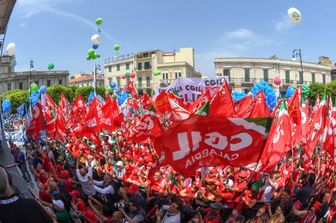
105, 54, 134, 64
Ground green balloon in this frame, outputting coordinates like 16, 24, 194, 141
125, 72, 130, 78
107, 86, 113, 93
86, 55, 91, 60
96, 17, 103, 26
302, 84, 310, 100
48, 63, 55, 70
31, 83, 38, 92
153, 70, 161, 76
113, 44, 120, 51
88, 48, 95, 56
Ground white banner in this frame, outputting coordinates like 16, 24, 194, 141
155, 77, 228, 103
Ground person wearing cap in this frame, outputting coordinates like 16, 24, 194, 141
114, 160, 126, 180
69, 189, 86, 223
127, 184, 146, 210
76, 152, 96, 198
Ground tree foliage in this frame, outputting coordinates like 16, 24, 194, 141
1, 85, 106, 113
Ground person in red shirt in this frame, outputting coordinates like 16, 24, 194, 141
70, 189, 87, 214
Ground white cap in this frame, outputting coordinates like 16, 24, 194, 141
116, 161, 123, 167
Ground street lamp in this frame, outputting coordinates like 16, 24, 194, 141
93, 64, 101, 96
292, 49, 303, 84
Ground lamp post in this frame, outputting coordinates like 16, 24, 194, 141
292, 49, 303, 84
93, 64, 101, 96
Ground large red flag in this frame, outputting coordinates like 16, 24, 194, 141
154, 115, 270, 176
98, 95, 116, 131
127, 81, 139, 99
129, 109, 162, 142
322, 98, 336, 162
26, 103, 44, 138
188, 90, 210, 114
260, 100, 293, 172
306, 95, 327, 156
249, 91, 271, 118
77, 98, 101, 134
287, 87, 302, 146
58, 92, 69, 117
234, 95, 253, 118
209, 80, 235, 117
141, 93, 153, 110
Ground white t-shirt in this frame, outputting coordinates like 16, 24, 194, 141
76, 167, 96, 196
161, 206, 181, 223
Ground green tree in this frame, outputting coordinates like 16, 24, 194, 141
0, 89, 29, 113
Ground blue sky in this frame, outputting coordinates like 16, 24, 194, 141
6, 0, 336, 76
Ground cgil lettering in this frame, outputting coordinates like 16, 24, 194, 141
184, 148, 239, 168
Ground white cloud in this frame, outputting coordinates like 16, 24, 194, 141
15, 0, 116, 41
196, 28, 279, 76
275, 14, 293, 31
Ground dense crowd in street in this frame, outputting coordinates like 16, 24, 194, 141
3, 132, 334, 223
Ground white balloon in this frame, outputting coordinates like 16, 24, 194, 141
288, 7, 302, 24
6, 42, 16, 56
91, 34, 101, 45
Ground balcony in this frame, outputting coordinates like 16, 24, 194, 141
105, 54, 134, 64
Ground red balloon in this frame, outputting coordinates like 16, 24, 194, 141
130, 72, 136, 78
273, 76, 281, 86
122, 74, 126, 79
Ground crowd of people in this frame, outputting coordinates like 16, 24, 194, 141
1, 131, 335, 223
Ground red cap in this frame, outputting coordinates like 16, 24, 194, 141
313, 201, 321, 211
210, 168, 218, 173
239, 171, 249, 178
60, 170, 69, 178
127, 184, 139, 194
138, 158, 144, 163
85, 210, 96, 220
70, 190, 80, 197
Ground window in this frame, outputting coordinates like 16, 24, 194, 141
299, 72, 303, 84
323, 74, 326, 83
285, 70, 290, 83
144, 62, 151, 70
137, 63, 142, 70
162, 73, 169, 80
263, 69, 269, 82
58, 79, 62, 85
138, 77, 142, 88
126, 63, 130, 70
312, 73, 315, 83
19, 82, 23, 89
244, 69, 250, 82
7, 83, 11, 91
116, 77, 121, 87
174, 72, 182, 79
146, 76, 151, 87
108, 66, 112, 72
47, 80, 51, 86
223, 69, 231, 81
117, 65, 120, 71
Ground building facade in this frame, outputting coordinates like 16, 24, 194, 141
0, 56, 70, 94
104, 48, 201, 94
69, 73, 104, 87
214, 56, 332, 92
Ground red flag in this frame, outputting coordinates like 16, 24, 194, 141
58, 92, 69, 117
154, 115, 270, 176
322, 98, 336, 162
127, 97, 140, 109
98, 95, 116, 131
306, 95, 327, 157
234, 95, 253, 118
110, 98, 124, 128
78, 98, 101, 134
287, 87, 302, 146
141, 93, 153, 110
188, 90, 211, 114
167, 93, 190, 121
260, 100, 293, 172
249, 91, 271, 118
129, 111, 162, 142
127, 81, 139, 99
209, 80, 235, 117
26, 103, 44, 138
